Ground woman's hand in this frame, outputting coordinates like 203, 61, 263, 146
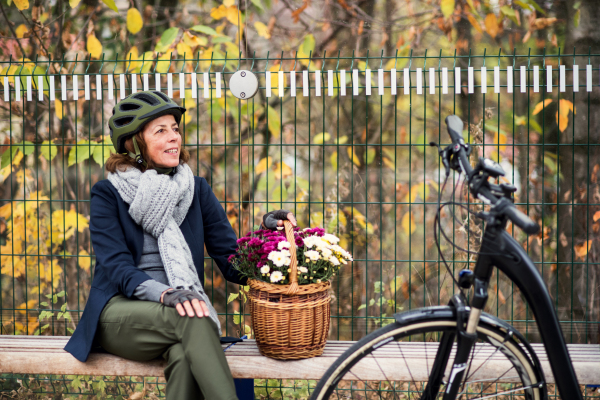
262, 209, 297, 230
161, 289, 209, 318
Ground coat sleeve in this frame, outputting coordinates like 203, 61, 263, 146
90, 181, 152, 297
198, 177, 248, 286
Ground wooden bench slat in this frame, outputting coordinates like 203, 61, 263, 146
0, 336, 598, 384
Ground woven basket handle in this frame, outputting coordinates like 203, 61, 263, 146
284, 220, 299, 295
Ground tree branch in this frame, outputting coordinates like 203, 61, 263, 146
0, 1, 27, 57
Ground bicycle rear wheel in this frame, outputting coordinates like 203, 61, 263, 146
310, 306, 546, 400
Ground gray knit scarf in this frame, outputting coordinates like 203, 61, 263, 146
108, 164, 221, 334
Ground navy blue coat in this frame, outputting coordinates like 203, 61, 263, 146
64, 176, 247, 362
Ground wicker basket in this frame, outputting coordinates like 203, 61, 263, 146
247, 221, 331, 360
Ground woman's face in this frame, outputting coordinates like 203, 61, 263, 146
142, 114, 181, 168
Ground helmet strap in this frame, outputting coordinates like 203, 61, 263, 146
128, 136, 175, 176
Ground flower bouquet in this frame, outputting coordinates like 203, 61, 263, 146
231, 222, 353, 360
231, 226, 353, 286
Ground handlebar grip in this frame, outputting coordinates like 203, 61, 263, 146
503, 204, 540, 235
445, 115, 465, 144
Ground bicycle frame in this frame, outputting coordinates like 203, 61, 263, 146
472, 223, 582, 398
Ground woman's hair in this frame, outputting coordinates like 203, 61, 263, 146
105, 130, 190, 173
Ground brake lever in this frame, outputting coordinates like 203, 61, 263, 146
430, 142, 451, 177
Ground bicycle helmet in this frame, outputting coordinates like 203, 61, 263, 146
108, 90, 186, 169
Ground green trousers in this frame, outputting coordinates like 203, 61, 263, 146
96, 295, 238, 400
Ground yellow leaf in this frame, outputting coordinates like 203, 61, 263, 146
223, 0, 235, 5
87, 34, 103, 59
532, 99, 552, 115
52, 209, 89, 241
467, 13, 482, 33
555, 112, 567, 133
254, 21, 271, 39
255, 156, 272, 175
53, 99, 64, 120
484, 13, 499, 39
347, 147, 360, 166
226, 6, 243, 27
390, 276, 403, 294
14, 0, 29, 11
155, 50, 173, 73
183, 31, 207, 48
126, 8, 144, 35
330, 151, 338, 171
440, 0, 455, 19
559, 99, 575, 115
211, 4, 228, 20
313, 132, 330, 144
126, 46, 139, 71
69, 0, 81, 7
401, 212, 417, 235
274, 161, 293, 180
78, 250, 91, 272
176, 41, 193, 58
15, 24, 28, 39
180, 110, 191, 125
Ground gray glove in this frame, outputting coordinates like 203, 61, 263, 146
262, 209, 293, 230
162, 289, 203, 308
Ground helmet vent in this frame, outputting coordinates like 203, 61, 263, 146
153, 91, 169, 103
119, 102, 142, 112
113, 116, 135, 127
133, 93, 160, 106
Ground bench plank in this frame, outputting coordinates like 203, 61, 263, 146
0, 336, 598, 384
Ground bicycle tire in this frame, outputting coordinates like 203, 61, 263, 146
310, 306, 546, 400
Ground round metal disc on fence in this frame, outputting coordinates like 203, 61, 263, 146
229, 70, 259, 100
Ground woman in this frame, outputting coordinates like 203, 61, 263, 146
64, 90, 296, 399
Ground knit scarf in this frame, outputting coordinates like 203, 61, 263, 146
108, 164, 221, 334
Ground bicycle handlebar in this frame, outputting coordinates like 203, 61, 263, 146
443, 115, 540, 235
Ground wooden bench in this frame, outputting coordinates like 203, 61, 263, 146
0, 335, 599, 385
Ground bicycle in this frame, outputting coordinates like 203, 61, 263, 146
309, 115, 583, 399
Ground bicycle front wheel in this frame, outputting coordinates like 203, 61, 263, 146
311, 306, 546, 400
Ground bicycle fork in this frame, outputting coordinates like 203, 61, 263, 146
424, 279, 489, 400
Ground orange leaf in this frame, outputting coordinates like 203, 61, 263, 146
484, 13, 499, 39
468, 13, 482, 33
532, 99, 552, 115
593, 210, 600, 222
556, 112, 569, 132
291, 0, 308, 23
574, 239, 593, 261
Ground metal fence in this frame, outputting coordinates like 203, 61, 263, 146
0, 49, 599, 396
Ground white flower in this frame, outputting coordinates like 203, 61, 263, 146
280, 249, 291, 257
329, 256, 340, 266
305, 250, 320, 262
322, 233, 340, 244
303, 236, 318, 248
320, 248, 333, 259
282, 256, 291, 266
269, 251, 287, 267
278, 241, 291, 250
270, 271, 284, 283
260, 265, 270, 274
299, 266, 308, 273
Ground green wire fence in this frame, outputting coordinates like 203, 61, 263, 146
0, 49, 599, 398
